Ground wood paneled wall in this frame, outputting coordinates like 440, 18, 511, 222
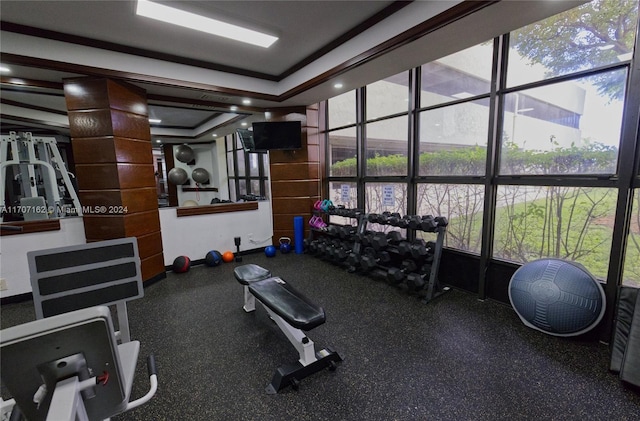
63, 77, 165, 282
268, 105, 323, 245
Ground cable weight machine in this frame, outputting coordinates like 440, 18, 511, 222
1, 131, 82, 222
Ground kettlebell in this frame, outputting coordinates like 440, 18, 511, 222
279, 237, 292, 254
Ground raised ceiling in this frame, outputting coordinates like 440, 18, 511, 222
0, 1, 584, 143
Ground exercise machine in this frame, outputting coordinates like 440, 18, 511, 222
0, 306, 157, 421
234, 264, 343, 393
1, 131, 82, 221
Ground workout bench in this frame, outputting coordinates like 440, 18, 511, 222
234, 264, 344, 394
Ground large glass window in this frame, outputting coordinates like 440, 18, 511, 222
493, 186, 617, 279
329, 126, 357, 177
323, 0, 640, 293
328, 90, 356, 129
328, 181, 359, 225
500, 71, 626, 175
226, 133, 269, 201
507, 1, 638, 88
365, 116, 408, 176
365, 182, 408, 216
417, 184, 484, 253
418, 100, 489, 176
421, 43, 492, 108
366, 72, 409, 120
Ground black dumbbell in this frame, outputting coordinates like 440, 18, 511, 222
418, 215, 438, 232
393, 215, 411, 228
334, 241, 356, 261
435, 216, 448, 227
406, 215, 422, 230
370, 233, 388, 250
386, 260, 418, 284
387, 213, 402, 226
367, 214, 379, 223
339, 225, 357, 239
360, 248, 392, 272
327, 225, 340, 236
406, 273, 426, 291
371, 231, 406, 251
410, 239, 429, 259
393, 241, 413, 257
346, 252, 361, 268
376, 212, 393, 224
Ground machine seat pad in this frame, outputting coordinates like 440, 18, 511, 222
234, 264, 272, 285
248, 277, 326, 331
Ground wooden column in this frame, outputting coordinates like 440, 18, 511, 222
268, 105, 322, 244
63, 77, 165, 282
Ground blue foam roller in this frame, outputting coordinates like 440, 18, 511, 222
294, 216, 304, 254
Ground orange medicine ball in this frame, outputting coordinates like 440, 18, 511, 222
222, 251, 235, 263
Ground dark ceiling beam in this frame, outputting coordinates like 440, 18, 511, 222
0, 75, 63, 90
0, 53, 280, 102
279, 0, 499, 101
0, 114, 68, 130
146, 93, 262, 114
0, 98, 67, 115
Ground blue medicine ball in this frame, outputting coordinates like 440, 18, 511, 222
205, 250, 222, 267
265, 245, 277, 257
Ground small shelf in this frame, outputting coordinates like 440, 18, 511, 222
182, 187, 218, 192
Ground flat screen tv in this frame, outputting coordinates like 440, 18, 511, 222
252, 121, 302, 151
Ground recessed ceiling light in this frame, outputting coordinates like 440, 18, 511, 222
241, 122, 247, 126
212, 133, 217, 137
242, 99, 251, 105
136, 0, 278, 48
149, 118, 162, 123
0, 66, 10, 73
155, 139, 162, 143
230, 106, 238, 111
334, 83, 343, 89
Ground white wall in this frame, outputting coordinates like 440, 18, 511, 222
0, 201, 274, 297
0, 217, 86, 298
159, 200, 273, 265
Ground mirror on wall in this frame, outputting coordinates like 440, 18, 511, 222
1, 131, 80, 222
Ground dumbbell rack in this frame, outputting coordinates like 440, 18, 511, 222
305, 207, 449, 304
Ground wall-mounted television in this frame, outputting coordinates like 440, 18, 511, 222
252, 121, 302, 151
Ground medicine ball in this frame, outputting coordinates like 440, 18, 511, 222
205, 250, 222, 267
175, 144, 195, 163
168, 167, 188, 185
192, 167, 210, 184
265, 245, 277, 257
222, 251, 235, 263
172, 256, 191, 273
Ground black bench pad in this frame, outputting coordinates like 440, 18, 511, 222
248, 277, 326, 331
234, 264, 272, 285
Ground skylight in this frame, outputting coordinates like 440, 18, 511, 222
136, 0, 278, 48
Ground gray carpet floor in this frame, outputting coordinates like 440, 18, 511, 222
2, 252, 640, 420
